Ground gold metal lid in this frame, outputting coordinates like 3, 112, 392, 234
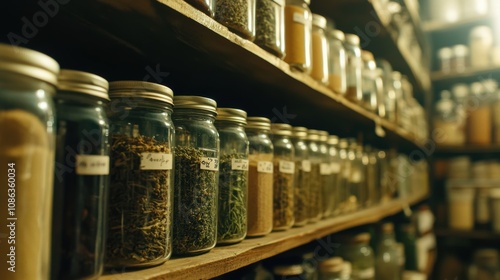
0, 43, 59, 86
57, 69, 109, 100
246, 117, 271, 130
318, 130, 329, 142
312, 14, 327, 29
292, 126, 308, 139
319, 257, 344, 272
216, 108, 247, 124
307, 129, 320, 141
109, 81, 173, 105
345, 34, 360, 46
273, 265, 304, 276
327, 135, 339, 145
339, 138, 349, 148
330, 29, 345, 41
173, 95, 217, 114
381, 222, 394, 233
361, 50, 375, 62
338, 232, 371, 243
271, 123, 292, 136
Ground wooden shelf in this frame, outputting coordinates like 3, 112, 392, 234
423, 14, 493, 33
435, 229, 500, 240
431, 66, 500, 83
435, 144, 500, 155
99, 193, 428, 280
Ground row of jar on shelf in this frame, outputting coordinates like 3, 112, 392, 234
426, 0, 492, 23
222, 222, 424, 280
0, 44, 429, 280
434, 79, 500, 146
437, 25, 500, 73
183, 0, 428, 139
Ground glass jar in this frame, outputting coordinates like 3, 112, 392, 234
318, 131, 334, 218
361, 51, 378, 113
364, 146, 379, 207
273, 264, 306, 279
378, 150, 393, 203
327, 29, 347, 94
375, 223, 399, 280
470, 25, 493, 68
291, 126, 311, 226
215, 108, 249, 244
344, 34, 362, 103
246, 117, 274, 237
468, 249, 500, 280
438, 47, 453, 73
376, 59, 395, 122
307, 129, 323, 222
328, 135, 341, 216
270, 123, 295, 230
311, 14, 330, 85
172, 96, 219, 255
338, 233, 375, 280
52, 70, 109, 280
452, 44, 469, 73
284, 0, 312, 73
106, 81, 174, 267
216, 0, 256, 40
0, 44, 58, 280
319, 257, 344, 280
337, 138, 350, 214
468, 82, 492, 145
374, 68, 386, 119
392, 71, 406, 129
399, 224, 418, 271
346, 139, 362, 212
255, 0, 285, 58
184, 0, 215, 17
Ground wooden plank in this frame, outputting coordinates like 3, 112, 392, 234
99, 193, 427, 280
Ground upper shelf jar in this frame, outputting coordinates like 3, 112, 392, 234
284, 0, 312, 73
345, 34, 362, 104
311, 14, 330, 85
216, 0, 257, 40
255, 0, 285, 58
184, 0, 215, 17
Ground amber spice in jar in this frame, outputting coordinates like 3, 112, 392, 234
284, 0, 312, 73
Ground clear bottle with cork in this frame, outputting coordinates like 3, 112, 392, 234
246, 117, 274, 237
327, 29, 347, 94
311, 14, 330, 85
284, 0, 312, 73
270, 123, 295, 230
291, 126, 311, 226
344, 34, 363, 104
307, 129, 323, 222
338, 233, 375, 280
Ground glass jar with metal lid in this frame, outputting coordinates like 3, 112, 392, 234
172, 96, 219, 255
347, 139, 364, 211
52, 70, 109, 280
184, 0, 215, 17
361, 50, 378, 113
307, 129, 322, 222
318, 131, 334, 218
0, 44, 59, 280
337, 233, 375, 280
255, 0, 285, 58
246, 117, 274, 236
337, 138, 350, 214
327, 29, 347, 95
319, 257, 344, 280
270, 123, 295, 230
344, 34, 363, 103
327, 135, 341, 216
291, 126, 310, 226
215, 0, 257, 40
284, 0, 312, 73
272, 264, 305, 279
106, 81, 174, 267
364, 146, 379, 207
215, 108, 249, 244
311, 14, 330, 85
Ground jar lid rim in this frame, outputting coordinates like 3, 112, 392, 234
109, 80, 174, 105
57, 69, 109, 100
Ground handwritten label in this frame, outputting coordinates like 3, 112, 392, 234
279, 160, 295, 174
320, 163, 331, 175
140, 153, 172, 170
301, 160, 311, 172
330, 162, 341, 173
293, 12, 306, 25
200, 157, 219, 171
257, 161, 273, 173
76, 155, 109, 175
232, 159, 249, 171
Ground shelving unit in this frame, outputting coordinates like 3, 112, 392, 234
423, 14, 493, 33
431, 66, 500, 83
99, 193, 428, 280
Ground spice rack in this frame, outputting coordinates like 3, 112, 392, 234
98, 193, 428, 280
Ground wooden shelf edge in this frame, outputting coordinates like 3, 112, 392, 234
435, 228, 500, 240
99, 192, 428, 280
431, 66, 500, 82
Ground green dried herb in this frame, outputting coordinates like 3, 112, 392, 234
107, 134, 171, 265
309, 163, 322, 222
255, 0, 282, 57
173, 146, 218, 255
218, 153, 248, 243
273, 162, 294, 229
215, 0, 253, 39
293, 161, 310, 226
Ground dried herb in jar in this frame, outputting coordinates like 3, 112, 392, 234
215, 0, 254, 40
273, 161, 294, 230
255, 0, 283, 57
107, 134, 171, 265
218, 153, 248, 243
173, 146, 218, 255
309, 163, 322, 222
294, 161, 310, 226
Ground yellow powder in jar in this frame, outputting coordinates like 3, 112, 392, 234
467, 106, 492, 145
284, 5, 312, 73
329, 74, 346, 94
0, 109, 54, 280
311, 30, 329, 85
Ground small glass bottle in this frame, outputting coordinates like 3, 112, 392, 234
172, 96, 219, 255
255, 0, 285, 58
337, 138, 350, 214
327, 29, 347, 94
184, 0, 215, 17
215, 108, 249, 244
270, 123, 295, 230
375, 223, 400, 280
318, 131, 334, 218
338, 233, 375, 280
107, 81, 175, 266
291, 126, 311, 226
246, 117, 274, 237
344, 34, 363, 103
361, 50, 378, 113
328, 135, 341, 216
0, 44, 58, 280
311, 14, 330, 85
284, 0, 312, 73
216, 0, 257, 40
52, 70, 109, 279
307, 129, 323, 222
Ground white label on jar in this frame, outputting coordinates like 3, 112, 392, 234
356, 267, 375, 279
320, 163, 332, 175
200, 157, 219, 171
257, 161, 274, 173
76, 155, 110, 175
140, 153, 173, 170
232, 159, 249, 171
279, 160, 295, 174
330, 162, 341, 173
302, 160, 311, 172
293, 12, 306, 25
